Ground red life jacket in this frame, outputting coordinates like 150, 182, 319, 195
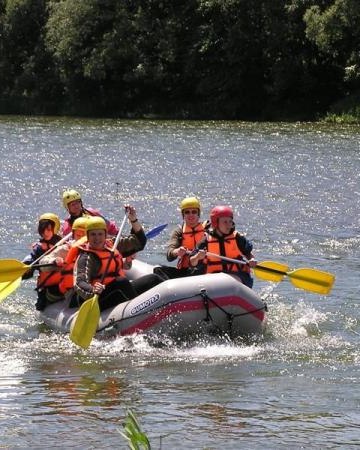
177, 222, 206, 269
205, 231, 250, 274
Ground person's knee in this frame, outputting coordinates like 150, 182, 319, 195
153, 266, 170, 280
243, 275, 253, 288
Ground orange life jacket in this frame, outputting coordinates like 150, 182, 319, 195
35, 241, 62, 289
79, 243, 125, 286
177, 222, 206, 269
205, 231, 250, 274
32, 236, 62, 291
58, 243, 82, 294
37, 267, 62, 290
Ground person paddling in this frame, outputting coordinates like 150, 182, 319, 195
189, 205, 256, 288
61, 189, 119, 236
22, 213, 64, 310
22, 213, 62, 268
40, 216, 89, 306
154, 197, 208, 279
73, 214, 163, 311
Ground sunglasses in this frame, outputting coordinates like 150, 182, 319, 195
184, 209, 199, 215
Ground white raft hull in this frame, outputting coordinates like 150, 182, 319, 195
37, 260, 267, 342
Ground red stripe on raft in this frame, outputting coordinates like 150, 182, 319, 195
120, 295, 265, 336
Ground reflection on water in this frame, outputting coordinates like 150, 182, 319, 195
37, 375, 125, 413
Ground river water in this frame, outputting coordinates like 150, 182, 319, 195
0, 117, 359, 449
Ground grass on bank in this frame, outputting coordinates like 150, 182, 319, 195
323, 111, 360, 124
322, 92, 360, 124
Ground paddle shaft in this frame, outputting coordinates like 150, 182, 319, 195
0, 233, 72, 301
113, 213, 127, 251
205, 252, 318, 277
100, 212, 128, 284
206, 251, 334, 294
199, 252, 303, 276
203, 251, 248, 266
0, 233, 71, 281
31, 232, 72, 266
7, 263, 56, 276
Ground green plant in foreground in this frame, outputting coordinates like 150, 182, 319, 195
120, 409, 151, 450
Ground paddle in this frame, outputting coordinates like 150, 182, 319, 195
204, 252, 335, 295
0, 232, 72, 302
70, 213, 127, 349
254, 262, 335, 295
0, 278, 22, 302
0, 260, 56, 283
145, 223, 168, 239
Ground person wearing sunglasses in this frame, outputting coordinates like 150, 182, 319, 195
154, 197, 209, 280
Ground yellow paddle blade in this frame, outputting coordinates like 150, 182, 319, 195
0, 277, 22, 302
287, 268, 335, 295
254, 261, 335, 295
254, 261, 290, 282
0, 259, 30, 283
70, 295, 100, 349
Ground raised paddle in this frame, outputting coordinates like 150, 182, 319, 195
204, 252, 335, 295
70, 213, 127, 349
145, 223, 168, 239
0, 232, 72, 302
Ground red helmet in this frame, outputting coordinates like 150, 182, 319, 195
210, 205, 233, 228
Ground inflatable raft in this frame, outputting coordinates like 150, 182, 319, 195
37, 260, 267, 343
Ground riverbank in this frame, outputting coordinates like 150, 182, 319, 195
321, 91, 360, 124
1, 95, 360, 124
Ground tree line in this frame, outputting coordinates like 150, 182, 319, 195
0, 0, 359, 120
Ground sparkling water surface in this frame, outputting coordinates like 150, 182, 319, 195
0, 117, 359, 449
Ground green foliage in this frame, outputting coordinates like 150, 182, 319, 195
303, 0, 360, 118
44, 0, 138, 113
304, 1, 360, 73
322, 90, 360, 122
120, 410, 151, 450
0, 0, 359, 119
323, 112, 360, 123
0, 0, 61, 113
